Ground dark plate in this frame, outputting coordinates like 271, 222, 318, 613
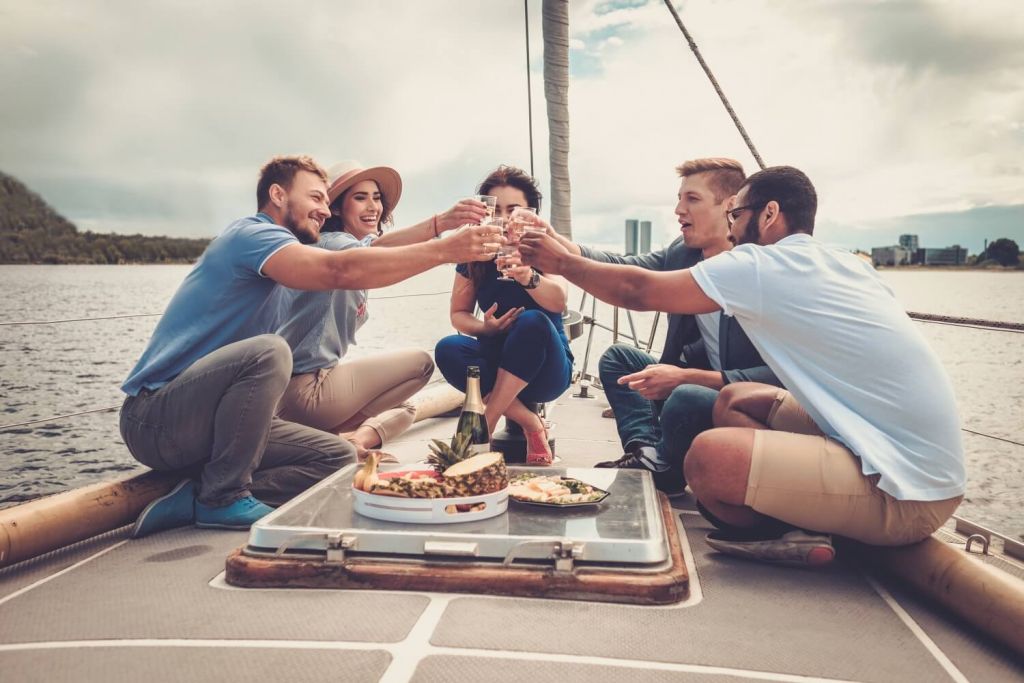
508, 476, 610, 507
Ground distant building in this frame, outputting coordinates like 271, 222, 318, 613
915, 245, 968, 266
871, 246, 913, 266
625, 219, 638, 255
899, 234, 919, 252
624, 219, 653, 255
639, 221, 652, 254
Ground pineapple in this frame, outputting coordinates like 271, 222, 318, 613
428, 434, 508, 496
370, 476, 454, 498
441, 452, 508, 496
427, 433, 474, 474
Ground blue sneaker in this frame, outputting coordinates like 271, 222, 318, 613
131, 479, 196, 539
195, 495, 275, 530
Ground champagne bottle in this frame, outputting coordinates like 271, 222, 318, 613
453, 366, 490, 454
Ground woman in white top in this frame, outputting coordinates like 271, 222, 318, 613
274, 161, 487, 458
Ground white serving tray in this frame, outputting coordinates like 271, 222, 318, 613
351, 485, 508, 524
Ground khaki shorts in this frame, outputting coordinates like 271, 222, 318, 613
746, 390, 962, 546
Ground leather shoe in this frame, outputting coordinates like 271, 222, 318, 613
595, 449, 686, 497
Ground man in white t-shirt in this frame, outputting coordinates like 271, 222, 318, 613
519, 166, 965, 566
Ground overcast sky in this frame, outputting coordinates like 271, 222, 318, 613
2, 0, 1022, 253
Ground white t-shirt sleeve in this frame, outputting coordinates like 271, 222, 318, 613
690, 247, 763, 324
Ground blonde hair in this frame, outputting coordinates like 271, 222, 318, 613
257, 155, 328, 209
675, 157, 745, 203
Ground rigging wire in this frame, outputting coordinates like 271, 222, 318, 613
662, 0, 766, 170
524, 0, 535, 177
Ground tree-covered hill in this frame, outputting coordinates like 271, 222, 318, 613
0, 171, 209, 264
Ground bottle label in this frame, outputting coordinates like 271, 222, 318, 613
468, 442, 490, 455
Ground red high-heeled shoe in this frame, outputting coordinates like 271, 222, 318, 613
525, 427, 553, 465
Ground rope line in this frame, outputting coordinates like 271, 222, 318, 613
0, 290, 453, 326
1, 313, 162, 326
2, 403, 1020, 448
662, 0, 766, 170
0, 366, 452, 432
907, 312, 1024, 333
0, 406, 120, 430
961, 429, 1024, 448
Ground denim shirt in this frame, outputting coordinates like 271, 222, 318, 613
273, 231, 373, 375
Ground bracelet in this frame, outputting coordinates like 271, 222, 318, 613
432, 214, 439, 237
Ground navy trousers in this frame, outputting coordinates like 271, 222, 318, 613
435, 310, 572, 405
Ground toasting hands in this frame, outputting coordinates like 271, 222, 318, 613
517, 218, 571, 274
436, 198, 489, 234
442, 225, 505, 263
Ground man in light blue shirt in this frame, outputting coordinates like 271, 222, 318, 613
520, 166, 965, 567
122, 156, 499, 536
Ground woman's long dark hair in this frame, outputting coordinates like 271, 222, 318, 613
322, 181, 395, 237
467, 165, 542, 286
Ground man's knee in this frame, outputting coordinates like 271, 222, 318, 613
712, 383, 743, 427
325, 437, 357, 469
663, 384, 717, 422
252, 334, 293, 375
598, 343, 640, 380
683, 432, 716, 491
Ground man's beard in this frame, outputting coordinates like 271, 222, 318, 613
732, 220, 759, 246
282, 207, 319, 245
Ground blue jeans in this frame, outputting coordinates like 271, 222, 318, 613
435, 310, 572, 404
599, 343, 718, 469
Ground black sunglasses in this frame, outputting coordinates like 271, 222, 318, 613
727, 205, 754, 226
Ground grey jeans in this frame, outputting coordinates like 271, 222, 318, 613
120, 335, 355, 507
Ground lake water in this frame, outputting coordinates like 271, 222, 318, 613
0, 265, 1021, 539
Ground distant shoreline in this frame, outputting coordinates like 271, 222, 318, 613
0, 260, 198, 266
874, 265, 1023, 272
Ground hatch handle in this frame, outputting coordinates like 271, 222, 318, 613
965, 533, 990, 555
423, 541, 479, 557
502, 539, 583, 571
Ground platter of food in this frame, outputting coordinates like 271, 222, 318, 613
508, 473, 610, 507
350, 436, 509, 524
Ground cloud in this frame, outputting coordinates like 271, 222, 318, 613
1, 0, 1021, 249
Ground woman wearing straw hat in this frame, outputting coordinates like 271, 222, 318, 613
273, 161, 488, 459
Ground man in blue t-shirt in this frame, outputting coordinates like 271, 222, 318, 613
123, 155, 500, 537
520, 166, 965, 568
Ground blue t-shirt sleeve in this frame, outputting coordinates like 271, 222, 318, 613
455, 263, 469, 278
231, 222, 298, 277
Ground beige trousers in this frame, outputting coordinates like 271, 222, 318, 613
746, 390, 962, 546
276, 349, 434, 445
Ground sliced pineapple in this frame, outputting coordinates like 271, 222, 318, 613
441, 451, 509, 496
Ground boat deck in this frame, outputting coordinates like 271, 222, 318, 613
1, 388, 1021, 682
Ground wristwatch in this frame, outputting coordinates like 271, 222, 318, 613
523, 268, 541, 289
